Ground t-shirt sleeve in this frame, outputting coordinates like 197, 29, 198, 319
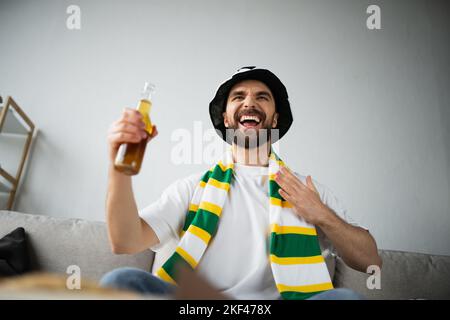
138, 172, 201, 252
313, 178, 368, 231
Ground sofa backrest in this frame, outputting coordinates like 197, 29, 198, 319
333, 249, 450, 299
0, 210, 154, 281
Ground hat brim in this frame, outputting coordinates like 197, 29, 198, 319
209, 69, 293, 145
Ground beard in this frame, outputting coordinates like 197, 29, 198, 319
224, 109, 277, 149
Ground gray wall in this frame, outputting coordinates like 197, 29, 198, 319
1, 0, 449, 256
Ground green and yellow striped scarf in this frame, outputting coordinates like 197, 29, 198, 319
157, 148, 333, 299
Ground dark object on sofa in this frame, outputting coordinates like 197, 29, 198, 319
0, 227, 30, 276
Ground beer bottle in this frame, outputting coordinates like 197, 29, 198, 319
114, 82, 155, 175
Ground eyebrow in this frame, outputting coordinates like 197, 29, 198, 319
229, 90, 273, 99
229, 90, 246, 97
256, 91, 272, 99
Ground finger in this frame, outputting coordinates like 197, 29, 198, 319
122, 108, 144, 125
109, 132, 142, 144
278, 167, 306, 190
146, 125, 158, 142
115, 115, 146, 132
306, 175, 319, 194
122, 107, 143, 119
281, 167, 305, 185
114, 121, 145, 134
275, 172, 299, 195
275, 171, 299, 193
278, 166, 294, 180
111, 122, 147, 139
149, 125, 158, 138
279, 188, 294, 204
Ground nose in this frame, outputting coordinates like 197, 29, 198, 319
243, 95, 257, 108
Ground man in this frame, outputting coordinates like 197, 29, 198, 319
101, 66, 382, 300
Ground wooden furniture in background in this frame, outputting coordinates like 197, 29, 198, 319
0, 96, 35, 210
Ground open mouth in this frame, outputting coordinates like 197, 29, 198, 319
238, 114, 262, 129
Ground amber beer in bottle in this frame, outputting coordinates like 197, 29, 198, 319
114, 82, 155, 175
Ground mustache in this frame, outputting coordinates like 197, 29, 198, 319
233, 109, 266, 123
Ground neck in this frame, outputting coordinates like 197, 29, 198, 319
231, 140, 271, 166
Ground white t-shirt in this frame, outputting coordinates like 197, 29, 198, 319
139, 163, 363, 300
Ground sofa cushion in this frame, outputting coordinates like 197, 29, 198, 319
333, 249, 450, 299
0, 227, 31, 276
0, 211, 154, 281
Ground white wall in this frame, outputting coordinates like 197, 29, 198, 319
1, 0, 449, 256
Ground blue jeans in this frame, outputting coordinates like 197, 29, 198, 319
100, 267, 177, 295
99, 267, 364, 300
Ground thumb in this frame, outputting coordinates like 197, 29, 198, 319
146, 125, 158, 142
306, 175, 318, 194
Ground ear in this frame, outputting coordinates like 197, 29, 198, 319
222, 112, 229, 128
272, 113, 279, 128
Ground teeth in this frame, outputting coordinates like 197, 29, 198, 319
240, 115, 261, 123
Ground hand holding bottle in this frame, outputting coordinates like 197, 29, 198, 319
107, 108, 158, 164
108, 82, 157, 175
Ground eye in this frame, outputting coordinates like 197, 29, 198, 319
232, 95, 244, 101
257, 96, 269, 101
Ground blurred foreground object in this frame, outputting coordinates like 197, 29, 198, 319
175, 265, 230, 300
0, 272, 142, 299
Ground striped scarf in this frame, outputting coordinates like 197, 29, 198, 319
156, 148, 333, 299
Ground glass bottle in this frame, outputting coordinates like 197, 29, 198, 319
114, 82, 155, 175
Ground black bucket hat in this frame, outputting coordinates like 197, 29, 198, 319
209, 66, 293, 144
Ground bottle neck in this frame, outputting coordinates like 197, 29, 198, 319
141, 82, 155, 101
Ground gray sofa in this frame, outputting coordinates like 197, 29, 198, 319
1, 210, 449, 299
